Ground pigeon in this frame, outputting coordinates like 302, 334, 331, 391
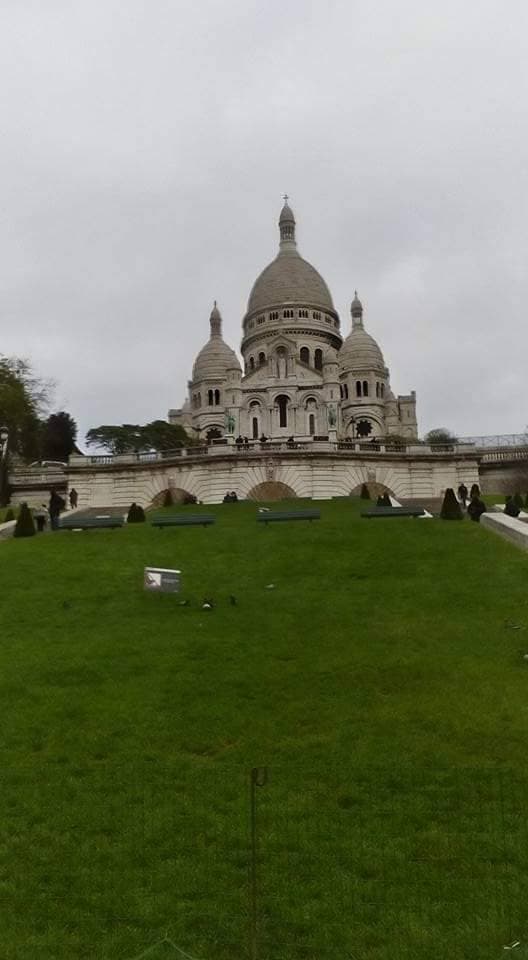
202, 598, 214, 609
178, 599, 189, 606
265, 583, 275, 590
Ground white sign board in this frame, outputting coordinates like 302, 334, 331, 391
144, 566, 181, 593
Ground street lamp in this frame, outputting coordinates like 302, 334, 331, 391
0, 426, 9, 508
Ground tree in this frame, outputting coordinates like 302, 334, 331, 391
0, 357, 50, 461
440, 488, 463, 520
13, 502, 35, 538
425, 428, 458, 445
41, 412, 78, 461
127, 503, 146, 523
86, 420, 191, 454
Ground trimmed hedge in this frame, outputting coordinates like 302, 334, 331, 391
13, 502, 35, 538
127, 503, 146, 524
360, 483, 370, 500
440, 488, 463, 520
162, 489, 173, 507
470, 483, 480, 499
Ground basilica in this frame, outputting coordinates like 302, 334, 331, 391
169, 200, 418, 443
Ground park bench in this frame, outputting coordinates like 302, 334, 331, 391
257, 509, 321, 525
59, 515, 124, 530
150, 515, 216, 528
361, 507, 425, 519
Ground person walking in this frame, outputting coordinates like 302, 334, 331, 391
69, 488, 78, 510
34, 504, 48, 533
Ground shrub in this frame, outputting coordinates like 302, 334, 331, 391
381, 493, 391, 506
13, 502, 35, 538
127, 503, 146, 523
470, 483, 480, 498
4, 508, 15, 522
162, 489, 173, 508
525, 493, 528, 508
467, 496, 486, 523
440, 488, 463, 520
513, 493, 524, 510
183, 493, 197, 505
504, 499, 521, 518
360, 483, 370, 500
376, 495, 384, 507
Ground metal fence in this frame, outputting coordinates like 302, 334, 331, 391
2, 763, 528, 959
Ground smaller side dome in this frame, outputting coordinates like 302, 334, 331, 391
192, 302, 241, 382
338, 295, 386, 374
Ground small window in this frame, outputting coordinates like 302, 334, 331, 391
283, 309, 294, 319
381, 383, 385, 398
309, 413, 315, 435
249, 357, 255, 371
277, 394, 288, 428
312, 311, 321, 321
356, 381, 362, 397
208, 389, 214, 406
300, 347, 310, 365
325, 316, 332, 324
252, 417, 259, 439
214, 389, 220, 405
258, 352, 266, 367
376, 383, 380, 398
363, 380, 369, 397
344, 383, 349, 399
270, 311, 279, 321
314, 348, 323, 371
257, 316, 265, 325
299, 309, 308, 319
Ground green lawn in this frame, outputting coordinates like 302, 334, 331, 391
1, 499, 528, 959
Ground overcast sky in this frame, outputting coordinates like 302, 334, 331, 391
1, 0, 527, 446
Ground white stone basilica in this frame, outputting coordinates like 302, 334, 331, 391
169, 200, 418, 444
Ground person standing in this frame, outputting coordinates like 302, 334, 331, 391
69, 488, 78, 510
49, 488, 65, 530
458, 482, 468, 508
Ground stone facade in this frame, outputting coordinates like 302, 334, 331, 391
67, 445, 480, 508
169, 201, 417, 443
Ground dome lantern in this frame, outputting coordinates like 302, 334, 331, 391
279, 194, 296, 250
351, 291, 363, 328
210, 300, 222, 337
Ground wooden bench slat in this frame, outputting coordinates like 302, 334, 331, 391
59, 518, 124, 529
361, 508, 425, 518
257, 510, 321, 524
150, 515, 216, 528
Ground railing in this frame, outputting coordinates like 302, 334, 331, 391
480, 446, 528, 463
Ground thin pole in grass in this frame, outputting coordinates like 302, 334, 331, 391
249, 767, 268, 960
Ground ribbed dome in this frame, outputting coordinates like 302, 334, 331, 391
247, 253, 335, 314
192, 303, 241, 382
246, 200, 335, 316
339, 327, 385, 373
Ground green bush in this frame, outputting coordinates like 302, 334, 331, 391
470, 483, 480, 499
127, 503, 146, 524
360, 483, 370, 500
13, 502, 35, 538
4, 508, 15, 522
525, 493, 528, 508
162, 489, 173, 507
513, 493, 524, 510
505, 499, 521, 518
467, 496, 486, 523
440, 488, 463, 520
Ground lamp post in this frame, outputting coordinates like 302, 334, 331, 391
0, 426, 9, 508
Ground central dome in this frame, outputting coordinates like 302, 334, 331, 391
245, 200, 335, 316
247, 253, 335, 314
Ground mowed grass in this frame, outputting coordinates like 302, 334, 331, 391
1, 499, 528, 959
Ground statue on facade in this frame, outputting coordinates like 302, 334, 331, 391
327, 404, 337, 428
225, 413, 236, 435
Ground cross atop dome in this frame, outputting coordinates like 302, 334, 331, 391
279, 195, 296, 247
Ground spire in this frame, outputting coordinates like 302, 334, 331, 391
351, 291, 363, 329
210, 300, 222, 338
279, 195, 296, 251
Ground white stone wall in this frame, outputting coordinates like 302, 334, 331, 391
68, 453, 480, 508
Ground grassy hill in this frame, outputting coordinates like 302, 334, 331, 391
1, 499, 527, 959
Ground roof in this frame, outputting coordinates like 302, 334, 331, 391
247, 252, 335, 314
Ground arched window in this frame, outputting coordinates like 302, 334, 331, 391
276, 394, 289, 428
381, 383, 385, 398
314, 349, 323, 371
214, 389, 220, 405
208, 389, 214, 406
376, 382, 380, 398
356, 381, 362, 397
363, 381, 369, 397
339, 384, 343, 399
206, 427, 222, 442
309, 413, 315, 436
249, 357, 255, 371
252, 417, 259, 439
344, 383, 349, 399
300, 346, 310, 365
258, 352, 266, 367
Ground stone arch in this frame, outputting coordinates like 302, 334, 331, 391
247, 481, 297, 501
349, 481, 396, 498
149, 486, 197, 507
